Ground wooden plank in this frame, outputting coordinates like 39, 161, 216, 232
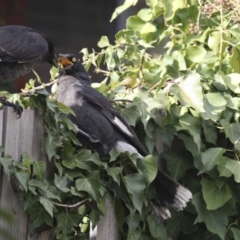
0, 107, 54, 239
91, 199, 120, 240
0, 107, 30, 239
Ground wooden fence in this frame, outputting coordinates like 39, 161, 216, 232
0, 107, 54, 240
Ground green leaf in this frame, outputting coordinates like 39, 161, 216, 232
57, 101, 76, 116
39, 197, 53, 217
155, 125, 176, 146
123, 173, 146, 213
207, 31, 221, 52
170, 72, 204, 112
201, 93, 227, 121
107, 167, 122, 185
231, 228, 240, 240
178, 133, 199, 157
229, 46, 240, 73
15, 172, 28, 192
33, 161, 46, 181
54, 174, 70, 192
217, 156, 233, 178
56, 212, 79, 236
201, 148, 225, 172
28, 203, 53, 231
225, 160, 240, 183
98, 36, 109, 48
202, 120, 217, 145
163, 152, 191, 181
201, 177, 232, 210
192, 193, 227, 240
75, 171, 100, 201
224, 73, 240, 93
119, 107, 139, 126
179, 114, 201, 150
185, 46, 207, 63
110, 0, 138, 22
220, 120, 240, 144
137, 155, 158, 185
161, 0, 186, 21
148, 215, 170, 240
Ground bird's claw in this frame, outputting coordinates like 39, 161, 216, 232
0, 98, 23, 118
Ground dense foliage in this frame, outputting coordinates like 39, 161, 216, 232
1, 0, 240, 239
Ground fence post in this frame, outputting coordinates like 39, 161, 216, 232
91, 198, 121, 240
0, 107, 54, 240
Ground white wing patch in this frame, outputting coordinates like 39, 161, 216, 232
113, 117, 133, 137
114, 141, 143, 159
74, 124, 99, 142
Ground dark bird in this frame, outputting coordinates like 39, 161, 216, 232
0, 25, 58, 115
56, 53, 192, 219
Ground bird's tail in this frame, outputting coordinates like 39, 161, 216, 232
153, 170, 192, 219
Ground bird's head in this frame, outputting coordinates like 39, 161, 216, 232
43, 35, 59, 68
58, 53, 91, 84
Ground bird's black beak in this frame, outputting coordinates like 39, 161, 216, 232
59, 55, 73, 70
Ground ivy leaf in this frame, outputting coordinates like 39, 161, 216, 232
137, 155, 158, 185
220, 120, 240, 144
33, 161, 46, 181
185, 46, 207, 63
110, 0, 138, 22
166, 210, 195, 236
155, 125, 176, 146
225, 160, 240, 183
57, 101, 76, 116
75, 171, 100, 201
123, 173, 146, 213
229, 46, 240, 73
179, 114, 201, 150
119, 107, 139, 126
56, 212, 79, 236
148, 215, 171, 240
217, 157, 233, 178
28, 203, 53, 231
225, 73, 240, 93
15, 172, 28, 192
107, 167, 122, 185
98, 36, 109, 48
201, 93, 226, 121
192, 193, 227, 240
161, 0, 186, 21
163, 152, 191, 181
201, 148, 225, 172
178, 133, 199, 157
231, 228, 240, 240
201, 177, 232, 210
39, 197, 53, 217
54, 174, 70, 193
170, 72, 204, 112
202, 120, 217, 145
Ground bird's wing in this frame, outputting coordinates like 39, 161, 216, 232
74, 83, 148, 156
0, 30, 48, 62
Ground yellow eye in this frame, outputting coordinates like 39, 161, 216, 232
72, 57, 76, 62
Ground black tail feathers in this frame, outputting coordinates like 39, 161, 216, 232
153, 170, 192, 219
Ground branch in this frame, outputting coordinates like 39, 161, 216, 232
21, 79, 59, 94
53, 198, 88, 208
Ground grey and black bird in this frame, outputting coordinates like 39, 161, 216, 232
0, 25, 58, 115
56, 53, 192, 219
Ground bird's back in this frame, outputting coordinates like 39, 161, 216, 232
0, 25, 55, 84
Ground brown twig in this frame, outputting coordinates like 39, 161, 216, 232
53, 198, 88, 208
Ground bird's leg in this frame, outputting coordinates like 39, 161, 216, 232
0, 97, 23, 118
